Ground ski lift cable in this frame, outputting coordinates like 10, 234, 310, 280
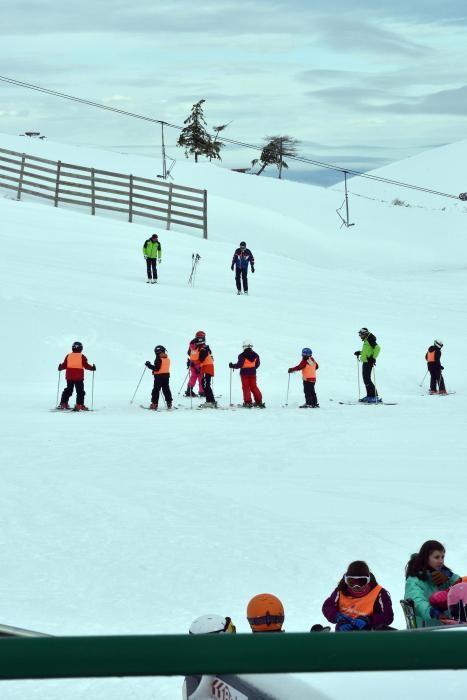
0, 74, 459, 200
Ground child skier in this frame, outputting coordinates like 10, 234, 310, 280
322, 560, 394, 631
425, 339, 446, 394
229, 340, 265, 408
145, 345, 173, 410
185, 330, 206, 398
288, 347, 319, 408
57, 341, 95, 411
197, 336, 216, 407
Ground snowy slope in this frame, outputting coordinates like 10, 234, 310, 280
0, 132, 466, 699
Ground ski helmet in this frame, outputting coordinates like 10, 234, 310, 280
358, 327, 369, 339
154, 345, 166, 354
301, 347, 312, 356
72, 341, 83, 352
189, 614, 236, 635
448, 581, 467, 623
242, 340, 253, 349
434, 339, 443, 348
239, 241, 247, 248
246, 593, 284, 633
195, 330, 206, 338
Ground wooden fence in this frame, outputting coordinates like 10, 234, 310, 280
0, 148, 208, 238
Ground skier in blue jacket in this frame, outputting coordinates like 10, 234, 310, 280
231, 241, 255, 295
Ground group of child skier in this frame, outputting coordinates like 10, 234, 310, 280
56, 330, 447, 411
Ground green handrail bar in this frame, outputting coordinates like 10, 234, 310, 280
0, 631, 466, 680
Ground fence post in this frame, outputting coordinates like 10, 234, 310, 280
203, 189, 208, 239
91, 168, 96, 215
129, 174, 133, 223
54, 161, 61, 208
16, 154, 26, 200
166, 182, 173, 230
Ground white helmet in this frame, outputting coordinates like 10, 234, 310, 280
242, 340, 253, 349
434, 339, 443, 348
189, 614, 235, 634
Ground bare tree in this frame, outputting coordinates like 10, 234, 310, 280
251, 135, 299, 178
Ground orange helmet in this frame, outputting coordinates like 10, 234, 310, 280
246, 593, 284, 632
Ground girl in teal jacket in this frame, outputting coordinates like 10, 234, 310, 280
404, 540, 459, 627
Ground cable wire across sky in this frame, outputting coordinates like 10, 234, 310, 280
0, 74, 460, 200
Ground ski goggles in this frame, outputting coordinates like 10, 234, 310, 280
247, 613, 284, 627
344, 575, 371, 588
223, 617, 236, 634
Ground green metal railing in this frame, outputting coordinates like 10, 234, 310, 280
0, 631, 467, 680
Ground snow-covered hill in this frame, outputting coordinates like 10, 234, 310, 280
0, 132, 466, 699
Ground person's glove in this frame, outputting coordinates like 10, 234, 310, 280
429, 606, 442, 619
336, 613, 353, 625
231, 264, 234, 271
57, 364, 62, 371
158, 259, 162, 264
352, 616, 369, 630
228, 362, 234, 369
288, 368, 294, 373
144, 255, 147, 259
367, 357, 376, 366
91, 364, 96, 371
337, 622, 353, 631
432, 570, 450, 586
441, 365, 444, 370
251, 265, 255, 273
145, 361, 152, 369
354, 351, 361, 357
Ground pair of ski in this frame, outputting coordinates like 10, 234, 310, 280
50, 407, 96, 412
330, 399, 398, 406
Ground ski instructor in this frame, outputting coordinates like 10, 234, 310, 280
143, 233, 162, 283
354, 327, 380, 403
231, 241, 255, 295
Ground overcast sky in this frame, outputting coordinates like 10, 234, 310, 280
1, 0, 467, 184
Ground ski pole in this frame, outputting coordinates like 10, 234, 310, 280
91, 370, 95, 411
56, 370, 62, 408
229, 368, 233, 406
372, 365, 379, 405
419, 370, 428, 388
356, 357, 361, 400
177, 369, 190, 396
130, 367, 147, 404
440, 371, 446, 393
284, 373, 291, 407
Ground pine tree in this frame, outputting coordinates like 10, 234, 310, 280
177, 100, 224, 163
251, 135, 299, 178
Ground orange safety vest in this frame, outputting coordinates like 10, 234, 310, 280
338, 585, 382, 619
153, 355, 170, 374
190, 347, 200, 364
66, 352, 84, 368
199, 350, 214, 375
426, 350, 436, 363
242, 357, 256, 369
302, 358, 317, 381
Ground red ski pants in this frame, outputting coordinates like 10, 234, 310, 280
241, 374, 262, 404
